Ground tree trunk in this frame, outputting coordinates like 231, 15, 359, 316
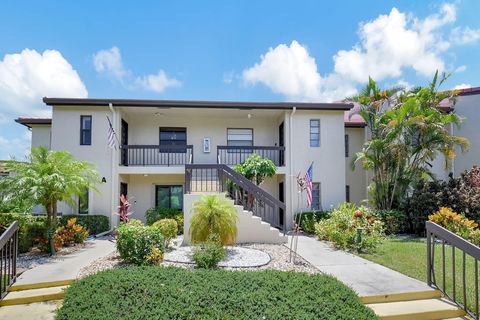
45, 201, 58, 228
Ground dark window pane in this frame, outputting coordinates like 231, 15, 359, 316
155, 185, 183, 210
345, 134, 349, 157
80, 116, 92, 145
156, 187, 170, 208
170, 186, 183, 209
309, 119, 320, 147
78, 189, 89, 214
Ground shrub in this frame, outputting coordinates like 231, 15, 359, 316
56, 218, 89, 245
190, 195, 238, 245
0, 213, 47, 253
153, 219, 178, 248
192, 235, 226, 269
116, 219, 164, 266
315, 203, 385, 253
469, 229, 480, 247
59, 215, 109, 235
374, 209, 409, 235
428, 207, 478, 239
37, 234, 64, 253
145, 207, 183, 234
294, 210, 330, 234
57, 267, 377, 320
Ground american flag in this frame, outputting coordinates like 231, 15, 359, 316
107, 116, 116, 149
305, 163, 313, 208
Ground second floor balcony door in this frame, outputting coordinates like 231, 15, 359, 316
159, 127, 187, 148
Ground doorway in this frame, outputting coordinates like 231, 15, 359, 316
278, 181, 284, 227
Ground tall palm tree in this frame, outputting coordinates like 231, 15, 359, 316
1, 146, 100, 226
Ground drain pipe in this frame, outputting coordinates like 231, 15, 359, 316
289, 107, 296, 231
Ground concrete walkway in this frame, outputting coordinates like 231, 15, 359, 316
16, 237, 116, 285
290, 234, 433, 296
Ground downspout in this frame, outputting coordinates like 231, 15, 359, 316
450, 122, 455, 177
289, 107, 296, 231
109, 103, 117, 232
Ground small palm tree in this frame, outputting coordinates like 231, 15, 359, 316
189, 195, 238, 245
1, 146, 100, 226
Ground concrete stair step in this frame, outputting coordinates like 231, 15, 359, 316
361, 290, 442, 304
367, 298, 466, 320
0, 285, 69, 306
0, 300, 62, 320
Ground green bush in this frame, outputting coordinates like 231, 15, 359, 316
192, 235, 226, 269
315, 203, 385, 253
59, 215, 109, 235
294, 210, 330, 233
0, 213, 47, 253
153, 219, 178, 248
374, 209, 409, 235
145, 207, 183, 234
116, 220, 164, 266
57, 267, 377, 320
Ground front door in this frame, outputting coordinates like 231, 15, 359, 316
121, 119, 129, 165
278, 122, 284, 166
278, 182, 284, 227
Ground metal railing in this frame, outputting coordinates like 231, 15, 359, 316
426, 221, 480, 319
120, 145, 193, 166
217, 146, 285, 166
185, 164, 286, 230
0, 221, 19, 299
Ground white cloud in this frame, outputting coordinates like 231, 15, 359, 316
453, 83, 471, 90
135, 70, 181, 93
0, 113, 8, 124
455, 65, 467, 73
0, 49, 88, 117
451, 27, 480, 44
0, 131, 31, 160
242, 41, 356, 102
93, 47, 180, 93
93, 46, 126, 79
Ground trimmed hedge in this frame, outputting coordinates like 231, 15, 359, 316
57, 267, 377, 320
294, 210, 330, 234
59, 215, 110, 235
0, 213, 47, 253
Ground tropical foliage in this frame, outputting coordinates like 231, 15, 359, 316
233, 153, 276, 185
0, 147, 100, 226
294, 210, 330, 234
56, 217, 89, 245
315, 203, 384, 252
0, 213, 47, 253
189, 195, 238, 245
192, 234, 226, 269
351, 73, 469, 210
429, 207, 478, 240
145, 207, 184, 234
153, 219, 178, 248
115, 194, 133, 223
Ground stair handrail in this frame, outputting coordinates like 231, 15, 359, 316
0, 220, 19, 300
426, 221, 480, 318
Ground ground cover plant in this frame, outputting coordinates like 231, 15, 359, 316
192, 234, 226, 269
57, 267, 377, 320
359, 238, 477, 312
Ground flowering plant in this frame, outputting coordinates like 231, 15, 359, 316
56, 218, 89, 245
37, 234, 64, 253
429, 207, 478, 239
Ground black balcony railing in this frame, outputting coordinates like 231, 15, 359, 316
217, 146, 285, 166
0, 221, 19, 300
120, 145, 193, 166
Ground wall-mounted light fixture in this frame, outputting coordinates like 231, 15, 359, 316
101, 177, 107, 183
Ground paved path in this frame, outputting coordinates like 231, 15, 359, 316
16, 237, 116, 285
289, 234, 433, 296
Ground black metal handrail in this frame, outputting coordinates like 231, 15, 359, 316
217, 145, 285, 166
0, 221, 19, 299
185, 164, 286, 230
120, 145, 193, 166
426, 221, 480, 319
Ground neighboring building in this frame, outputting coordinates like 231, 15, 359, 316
16, 98, 352, 235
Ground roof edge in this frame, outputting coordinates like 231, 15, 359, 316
15, 118, 52, 128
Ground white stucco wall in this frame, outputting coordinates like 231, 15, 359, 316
30, 125, 51, 150
345, 127, 367, 205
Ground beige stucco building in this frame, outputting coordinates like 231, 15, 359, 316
16, 98, 353, 237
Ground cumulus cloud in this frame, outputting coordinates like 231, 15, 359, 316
0, 131, 31, 160
451, 27, 480, 45
241, 3, 477, 102
242, 41, 356, 102
0, 49, 88, 117
93, 47, 180, 93
453, 83, 471, 90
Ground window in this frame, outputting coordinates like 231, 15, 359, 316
159, 128, 187, 146
80, 116, 92, 145
312, 183, 321, 210
310, 120, 320, 147
346, 185, 350, 203
155, 185, 183, 210
78, 189, 89, 214
345, 134, 349, 157
227, 128, 253, 147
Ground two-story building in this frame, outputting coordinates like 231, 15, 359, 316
16, 98, 352, 237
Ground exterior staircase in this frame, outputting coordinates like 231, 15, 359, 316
0, 279, 73, 306
361, 290, 467, 320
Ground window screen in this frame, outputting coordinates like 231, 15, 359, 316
227, 128, 253, 147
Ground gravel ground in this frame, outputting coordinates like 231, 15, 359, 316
17, 241, 95, 274
78, 241, 319, 278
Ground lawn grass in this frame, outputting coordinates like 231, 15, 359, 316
359, 238, 478, 313
57, 266, 378, 320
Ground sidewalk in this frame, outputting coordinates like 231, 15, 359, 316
289, 234, 433, 296
16, 237, 116, 285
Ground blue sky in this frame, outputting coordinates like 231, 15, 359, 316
0, 0, 479, 159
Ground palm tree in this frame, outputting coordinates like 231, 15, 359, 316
1, 146, 100, 226
350, 72, 469, 210
189, 195, 238, 245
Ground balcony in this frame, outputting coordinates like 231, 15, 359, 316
217, 146, 285, 166
120, 145, 193, 166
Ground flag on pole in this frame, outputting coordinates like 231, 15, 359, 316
305, 163, 313, 208
106, 116, 116, 149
